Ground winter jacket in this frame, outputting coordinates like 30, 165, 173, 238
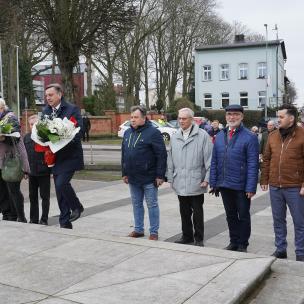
0, 110, 30, 174
121, 120, 167, 186
210, 124, 259, 193
24, 133, 50, 176
167, 124, 213, 196
42, 98, 84, 174
260, 126, 304, 188
259, 129, 276, 154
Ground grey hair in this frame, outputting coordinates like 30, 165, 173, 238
267, 120, 275, 125
130, 105, 147, 117
178, 108, 194, 118
0, 98, 8, 111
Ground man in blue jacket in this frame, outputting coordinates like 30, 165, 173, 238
42, 83, 84, 229
121, 105, 167, 240
210, 105, 259, 252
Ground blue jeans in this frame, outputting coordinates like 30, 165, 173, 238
270, 186, 304, 256
129, 183, 159, 235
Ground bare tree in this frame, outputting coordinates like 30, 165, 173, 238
24, 0, 135, 102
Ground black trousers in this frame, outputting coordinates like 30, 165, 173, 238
29, 175, 50, 223
82, 130, 90, 142
178, 194, 204, 242
54, 171, 82, 226
220, 187, 251, 247
0, 170, 25, 220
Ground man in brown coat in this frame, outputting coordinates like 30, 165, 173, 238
260, 104, 304, 262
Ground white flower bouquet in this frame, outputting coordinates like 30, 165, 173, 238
31, 116, 81, 153
0, 116, 20, 138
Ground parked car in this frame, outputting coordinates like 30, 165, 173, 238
168, 120, 179, 128
117, 120, 177, 141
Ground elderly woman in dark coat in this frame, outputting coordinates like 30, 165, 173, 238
0, 98, 30, 222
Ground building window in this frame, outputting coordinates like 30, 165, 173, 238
257, 62, 267, 78
221, 92, 229, 108
202, 65, 212, 81
258, 91, 266, 107
240, 92, 248, 107
239, 63, 248, 79
204, 93, 212, 108
220, 64, 229, 80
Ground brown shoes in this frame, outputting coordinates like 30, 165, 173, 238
149, 234, 158, 241
128, 231, 144, 238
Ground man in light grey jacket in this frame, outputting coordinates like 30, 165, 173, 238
167, 108, 213, 246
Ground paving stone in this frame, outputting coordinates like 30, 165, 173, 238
115, 247, 230, 276
0, 255, 100, 295
184, 257, 274, 304
61, 277, 202, 304
0, 283, 46, 304
40, 238, 148, 267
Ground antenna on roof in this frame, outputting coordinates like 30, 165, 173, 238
272, 24, 279, 40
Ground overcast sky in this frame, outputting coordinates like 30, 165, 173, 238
216, 0, 304, 106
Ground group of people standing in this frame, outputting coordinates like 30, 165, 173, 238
0, 83, 84, 229
122, 103, 304, 262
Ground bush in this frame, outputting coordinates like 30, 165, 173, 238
82, 96, 96, 115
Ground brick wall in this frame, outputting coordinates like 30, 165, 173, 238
20, 110, 164, 137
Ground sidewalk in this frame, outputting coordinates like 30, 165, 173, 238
2, 180, 304, 303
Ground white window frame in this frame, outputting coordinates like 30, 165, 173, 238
220, 64, 229, 80
221, 92, 229, 108
240, 92, 248, 107
202, 65, 212, 81
257, 62, 267, 78
204, 93, 212, 108
258, 91, 266, 107
239, 63, 248, 80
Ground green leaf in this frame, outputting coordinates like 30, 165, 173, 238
48, 133, 60, 143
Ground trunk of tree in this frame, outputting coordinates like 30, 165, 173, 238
56, 56, 75, 102
86, 53, 93, 96
51, 52, 56, 82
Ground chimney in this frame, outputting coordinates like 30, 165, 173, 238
234, 34, 245, 43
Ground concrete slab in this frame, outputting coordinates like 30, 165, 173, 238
0, 255, 100, 295
61, 276, 202, 304
0, 284, 47, 304
184, 257, 274, 304
247, 259, 304, 304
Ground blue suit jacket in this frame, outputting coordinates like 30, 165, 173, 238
42, 98, 84, 175
210, 124, 259, 193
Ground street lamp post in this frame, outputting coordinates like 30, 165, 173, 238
15, 45, 20, 121
264, 24, 268, 121
273, 24, 279, 108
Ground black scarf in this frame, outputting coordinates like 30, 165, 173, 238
279, 124, 296, 141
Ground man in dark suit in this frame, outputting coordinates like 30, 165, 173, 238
42, 83, 84, 229
82, 113, 91, 142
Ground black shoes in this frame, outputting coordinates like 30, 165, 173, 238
296, 255, 304, 262
237, 245, 247, 252
17, 217, 27, 223
225, 243, 239, 251
39, 219, 48, 225
60, 222, 73, 229
174, 237, 194, 244
70, 204, 84, 222
194, 240, 204, 247
271, 250, 287, 259
29, 220, 38, 224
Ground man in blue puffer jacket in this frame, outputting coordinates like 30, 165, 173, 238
121, 105, 167, 241
210, 104, 259, 252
